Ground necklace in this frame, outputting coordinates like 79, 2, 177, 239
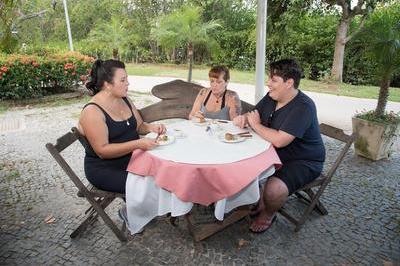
213, 90, 225, 103
120, 110, 130, 126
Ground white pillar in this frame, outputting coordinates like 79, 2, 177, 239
62, 0, 74, 51
255, 0, 267, 103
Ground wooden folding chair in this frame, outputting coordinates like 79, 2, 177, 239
278, 123, 356, 232
45, 127, 127, 242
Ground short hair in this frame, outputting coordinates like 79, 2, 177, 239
269, 59, 303, 89
208, 65, 230, 82
86, 59, 125, 95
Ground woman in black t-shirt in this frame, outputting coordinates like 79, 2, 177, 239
234, 59, 325, 233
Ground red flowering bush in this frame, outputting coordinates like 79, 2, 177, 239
0, 52, 94, 100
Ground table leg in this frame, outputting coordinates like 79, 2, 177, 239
185, 205, 251, 241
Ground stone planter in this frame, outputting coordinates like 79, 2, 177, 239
352, 117, 399, 160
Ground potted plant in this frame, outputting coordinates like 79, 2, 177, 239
351, 3, 400, 160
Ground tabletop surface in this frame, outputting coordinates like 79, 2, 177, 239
144, 119, 271, 164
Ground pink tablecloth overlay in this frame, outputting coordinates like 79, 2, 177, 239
127, 146, 282, 206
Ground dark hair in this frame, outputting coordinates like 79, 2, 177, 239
209, 65, 230, 82
269, 59, 303, 89
85, 59, 125, 95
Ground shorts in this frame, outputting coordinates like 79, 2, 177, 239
274, 160, 323, 195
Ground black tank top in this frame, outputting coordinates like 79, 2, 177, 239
82, 97, 140, 158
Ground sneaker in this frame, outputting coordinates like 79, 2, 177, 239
118, 206, 129, 226
118, 206, 144, 234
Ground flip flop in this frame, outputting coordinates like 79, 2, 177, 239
249, 215, 277, 234
249, 208, 262, 217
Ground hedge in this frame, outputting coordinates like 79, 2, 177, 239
0, 52, 94, 100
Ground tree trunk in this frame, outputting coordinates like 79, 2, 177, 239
374, 77, 391, 117
187, 43, 193, 82
149, 41, 158, 62
171, 48, 176, 61
331, 19, 350, 82
112, 48, 119, 60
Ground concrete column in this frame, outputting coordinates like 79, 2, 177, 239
62, 0, 74, 51
255, 0, 267, 103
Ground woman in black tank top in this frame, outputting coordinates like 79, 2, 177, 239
79, 59, 166, 193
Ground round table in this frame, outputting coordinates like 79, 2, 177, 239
125, 119, 281, 234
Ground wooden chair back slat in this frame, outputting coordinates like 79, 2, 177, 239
151, 79, 203, 99
319, 123, 353, 143
139, 79, 255, 121
52, 131, 78, 152
319, 123, 355, 181
139, 100, 194, 122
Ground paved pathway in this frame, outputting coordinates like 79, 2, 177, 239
0, 89, 399, 265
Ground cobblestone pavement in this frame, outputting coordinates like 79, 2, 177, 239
1, 92, 399, 265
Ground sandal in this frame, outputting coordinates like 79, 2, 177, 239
249, 207, 262, 217
249, 215, 277, 234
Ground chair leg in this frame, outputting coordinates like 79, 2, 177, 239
90, 196, 127, 242
295, 190, 328, 215
185, 206, 250, 241
303, 189, 328, 215
71, 197, 116, 239
295, 187, 327, 232
70, 211, 99, 238
72, 196, 127, 242
278, 207, 300, 228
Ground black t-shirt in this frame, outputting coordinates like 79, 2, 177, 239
255, 90, 325, 164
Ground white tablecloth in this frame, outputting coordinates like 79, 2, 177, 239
125, 119, 276, 234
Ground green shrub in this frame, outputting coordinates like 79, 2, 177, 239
0, 52, 94, 100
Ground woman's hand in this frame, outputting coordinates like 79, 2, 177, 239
247, 110, 261, 129
150, 123, 166, 135
193, 110, 204, 119
233, 115, 248, 128
138, 138, 159, 150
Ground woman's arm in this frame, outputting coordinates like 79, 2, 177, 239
227, 90, 242, 120
79, 105, 157, 159
188, 88, 208, 120
247, 110, 295, 148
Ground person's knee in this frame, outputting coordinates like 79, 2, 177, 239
263, 177, 288, 202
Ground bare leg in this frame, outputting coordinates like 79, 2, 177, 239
250, 185, 265, 215
250, 177, 289, 232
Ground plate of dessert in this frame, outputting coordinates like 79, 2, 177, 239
192, 117, 209, 126
146, 133, 175, 146
218, 132, 246, 143
156, 134, 175, 145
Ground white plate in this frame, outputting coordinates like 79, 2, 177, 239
218, 133, 246, 143
157, 135, 175, 146
145, 133, 176, 146
192, 120, 209, 126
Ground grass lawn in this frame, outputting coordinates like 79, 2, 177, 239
126, 63, 400, 102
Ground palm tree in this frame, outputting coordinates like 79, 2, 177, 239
356, 3, 400, 117
151, 5, 220, 82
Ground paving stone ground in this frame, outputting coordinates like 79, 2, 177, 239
0, 92, 399, 265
